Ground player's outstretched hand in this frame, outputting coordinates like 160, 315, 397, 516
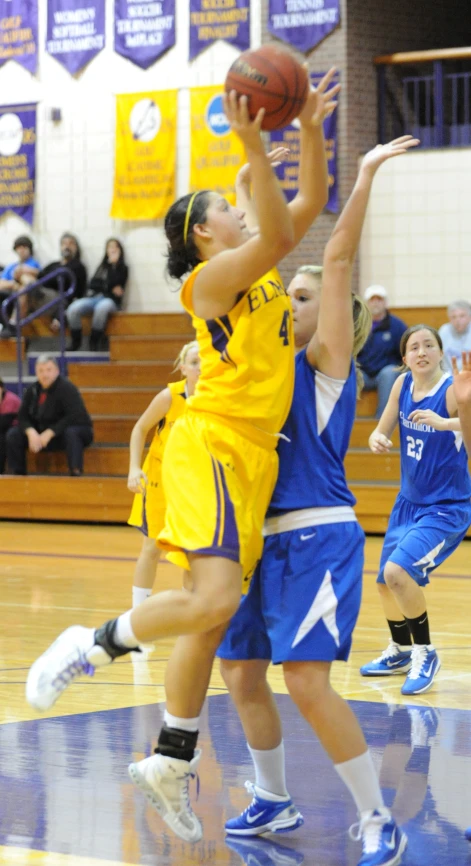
369, 430, 393, 454
127, 468, 148, 494
362, 136, 420, 174
298, 67, 340, 129
236, 146, 290, 189
452, 352, 471, 404
408, 408, 448, 430
223, 90, 265, 152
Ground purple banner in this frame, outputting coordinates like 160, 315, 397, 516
0, 0, 38, 73
270, 71, 339, 213
189, 0, 249, 61
0, 103, 36, 225
268, 0, 340, 53
114, 0, 175, 69
46, 0, 105, 74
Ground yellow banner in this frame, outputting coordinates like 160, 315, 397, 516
110, 90, 177, 220
189, 86, 245, 205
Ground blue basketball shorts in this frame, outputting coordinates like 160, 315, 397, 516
377, 493, 471, 587
217, 519, 365, 664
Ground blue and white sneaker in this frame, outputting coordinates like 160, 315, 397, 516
360, 642, 412, 677
226, 836, 304, 865
350, 809, 407, 866
401, 645, 441, 696
225, 782, 304, 836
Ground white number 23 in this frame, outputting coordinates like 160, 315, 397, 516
406, 435, 424, 461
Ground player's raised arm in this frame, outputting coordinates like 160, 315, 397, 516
235, 147, 290, 232
308, 136, 419, 378
188, 94, 295, 317
288, 67, 340, 245
452, 351, 471, 453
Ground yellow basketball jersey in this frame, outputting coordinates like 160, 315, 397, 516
180, 263, 294, 436
148, 379, 188, 461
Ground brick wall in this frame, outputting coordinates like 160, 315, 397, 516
261, 0, 471, 291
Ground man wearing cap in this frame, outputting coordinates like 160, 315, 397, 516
357, 285, 407, 418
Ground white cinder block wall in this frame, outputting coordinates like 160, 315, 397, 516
0, 0, 260, 312
360, 148, 471, 307
1, 1, 470, 311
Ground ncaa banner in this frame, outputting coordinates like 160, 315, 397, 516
268, 0, 340, 53
46, 0, 105, 74
110, 90, 177, 220
0, 103, 36, 224
189, 0, 249, 61
114, 0, 175, 69
189, 86, 245, 205
0, 0, 38, 73
269, 71, 339, 213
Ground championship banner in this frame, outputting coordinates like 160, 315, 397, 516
189, 86, 246, 205
268, 0, 340, 53
110, 90, 177, 220
46, 0, 105, 74
269, 71, 339, 213
189, 0, 249, 61
0, 0, 38, 73
114, 0, 175, 69
0, 103, 36, 225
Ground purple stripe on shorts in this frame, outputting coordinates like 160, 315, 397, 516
216, 458, 240, 560
210, 455, 222, 548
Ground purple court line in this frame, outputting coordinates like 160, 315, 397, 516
0, 549, 170, 564
1, 682, 229, 690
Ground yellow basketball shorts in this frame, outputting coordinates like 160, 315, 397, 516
158, 411, 279, 582
128, 451, 166, 540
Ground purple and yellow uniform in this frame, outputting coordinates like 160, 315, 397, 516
158, 261, 294, 580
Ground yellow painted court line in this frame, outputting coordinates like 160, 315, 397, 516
0, 846, 139, 866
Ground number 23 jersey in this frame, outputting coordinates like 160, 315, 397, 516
399, 371, 471, 504
180, 263, 294, 437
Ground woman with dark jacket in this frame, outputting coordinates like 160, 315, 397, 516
67, 239, 128, 350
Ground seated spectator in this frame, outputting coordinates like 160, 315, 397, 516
5, 354, 93, 476
358, 285, 407, 418
1, 233, 87, 338
438, 300, 471, 372
0, 377, 21, 473
0, 236, 40, 335
66, 238, 128, 351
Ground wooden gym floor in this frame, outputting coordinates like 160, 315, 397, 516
0, 522, 470, 865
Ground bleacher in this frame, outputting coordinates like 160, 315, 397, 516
0, 305, 459, 534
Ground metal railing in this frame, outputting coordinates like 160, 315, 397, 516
375, 46, 471, 146
0, 267, 76, 398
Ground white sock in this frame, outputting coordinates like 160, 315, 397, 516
114, 610, 139, 648
334, 750, 388, 817
248, 741, 289, 798
164, 710, 199, 732
132, 586, 152, 608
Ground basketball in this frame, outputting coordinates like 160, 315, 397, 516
225, 44, 309, 131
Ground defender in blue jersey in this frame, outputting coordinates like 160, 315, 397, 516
218, 137, 419, 866
360, 326, 471, 696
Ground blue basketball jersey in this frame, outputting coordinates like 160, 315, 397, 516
399, 371, 471, 505
268, 350, 357, 514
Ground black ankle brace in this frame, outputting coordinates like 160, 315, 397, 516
155, 724, 198, 763
94, 619, 139, 660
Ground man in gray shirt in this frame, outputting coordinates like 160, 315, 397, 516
439, 301, 471, 371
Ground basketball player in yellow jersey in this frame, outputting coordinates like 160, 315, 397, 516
26, 70, 340, 842
127, 341, 200, 608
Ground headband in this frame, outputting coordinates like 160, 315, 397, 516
183, 192, 198, 244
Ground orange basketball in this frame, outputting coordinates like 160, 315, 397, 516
225, 44, 309, 131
